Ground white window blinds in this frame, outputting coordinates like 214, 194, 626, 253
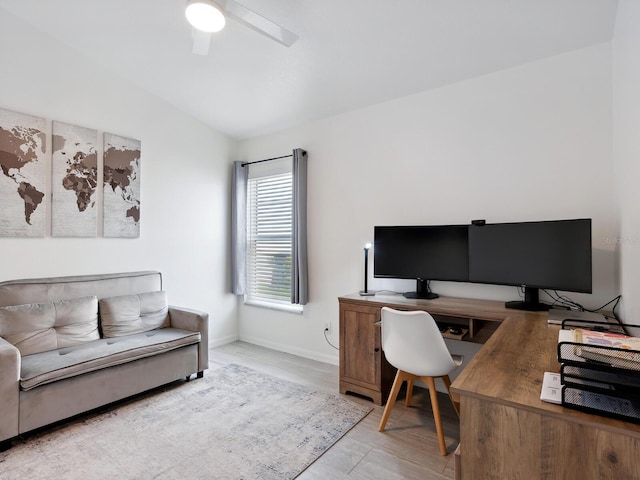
246, 169, 293, 305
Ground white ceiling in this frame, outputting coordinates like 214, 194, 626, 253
0, 0, 619, 139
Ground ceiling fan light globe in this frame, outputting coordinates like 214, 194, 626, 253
185, 0, 226, 33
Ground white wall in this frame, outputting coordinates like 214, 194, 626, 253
0, 10, 239, 346
613, 0, 640, 324
238, 43, 617, 364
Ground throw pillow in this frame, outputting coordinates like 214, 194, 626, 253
99, 291, 170, 338
0, 296, 99, 356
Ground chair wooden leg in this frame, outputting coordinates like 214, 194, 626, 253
405, 379, 414, 407
378, 370, 406, 432
442, 375, 460, 417
424, 376, 448, 456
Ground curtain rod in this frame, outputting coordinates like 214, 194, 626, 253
241, 154, 292, 167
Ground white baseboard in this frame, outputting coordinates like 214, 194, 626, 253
208, 334, 240, 348
239, 334, 339, 366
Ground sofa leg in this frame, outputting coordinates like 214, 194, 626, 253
0, 439, 12, 452
185, 375, 192, 382
197, 371, 204, 379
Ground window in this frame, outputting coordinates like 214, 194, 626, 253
245, 160, 301, 311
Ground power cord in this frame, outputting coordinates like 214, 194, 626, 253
542, 289, 582, 310
518, 286, 568, 310
543, 289, 622, 320
517, 287, 623, 321
324, 327, 338, 350
585, 294, 622, 320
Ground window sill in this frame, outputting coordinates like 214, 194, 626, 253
243, 298, 304, 314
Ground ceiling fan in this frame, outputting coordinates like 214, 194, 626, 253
185, 0, 299, 55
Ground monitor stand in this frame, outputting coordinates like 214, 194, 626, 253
505, 287, 551, 312
403, 278, 439, 300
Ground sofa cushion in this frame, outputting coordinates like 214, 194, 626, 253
99, 291, 170, 338
20, 327, 200, 391
0, 296, 99, 356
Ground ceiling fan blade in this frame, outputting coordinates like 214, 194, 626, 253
192, 28, 212, 55
224, 0, 298, 47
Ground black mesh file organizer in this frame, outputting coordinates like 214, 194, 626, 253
557, 320, 640, 370
561, 383, 640, 423
561, 363, 640, 392
557, 319, 640, 423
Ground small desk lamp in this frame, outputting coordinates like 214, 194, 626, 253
359, 243, 376, 296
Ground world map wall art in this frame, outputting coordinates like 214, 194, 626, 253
0, 109, 46, 237
0, 107, 141, 238
103, 133, 141, 238
52, 121, 98, 237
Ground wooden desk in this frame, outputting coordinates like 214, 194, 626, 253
451, 315, 640, 479
338, 293, 522, 405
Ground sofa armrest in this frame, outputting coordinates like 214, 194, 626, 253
0, 338, 20, 442
168, 306, 209, 374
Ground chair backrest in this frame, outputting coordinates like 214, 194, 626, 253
380, 307, 458, 377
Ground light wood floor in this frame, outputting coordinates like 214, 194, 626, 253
211, 341, 459, 479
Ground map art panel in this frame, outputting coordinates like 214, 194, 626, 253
0, 108, 46, 237
52, 121, 98, 237
103, 133, 141, 238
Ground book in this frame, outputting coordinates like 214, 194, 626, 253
572, 329, 640, 371
573, 328, 640, 348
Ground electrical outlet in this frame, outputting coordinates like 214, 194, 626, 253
324, 322, 331, 335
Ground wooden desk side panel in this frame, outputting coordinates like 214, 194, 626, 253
339, 302, 395, 405
340, 305, 378, 387
460, 394, 640, 479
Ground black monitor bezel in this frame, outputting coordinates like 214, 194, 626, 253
373, 224, 470, 283
467, 218, 593, 294
372, 218, 593, 296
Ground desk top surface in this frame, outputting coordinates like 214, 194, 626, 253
450, 314, 640, 437
338, 292, 544, 323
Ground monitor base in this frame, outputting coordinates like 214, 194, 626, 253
505, 300, 552, 312
403, 278, 438, 300
505, 287, 551, 312
403, 291, 439, 300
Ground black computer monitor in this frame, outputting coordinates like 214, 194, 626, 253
468, 218, 592, 311
374, 225, 469, 299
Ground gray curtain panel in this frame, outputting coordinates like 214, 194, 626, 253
291, 149, 308, 305
231, 160, 248, 295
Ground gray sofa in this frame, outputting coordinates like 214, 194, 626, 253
0, 271, 208, 449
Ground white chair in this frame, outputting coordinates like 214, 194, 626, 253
377, 307, 463, 455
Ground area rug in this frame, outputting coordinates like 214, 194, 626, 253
0, 363, 372, 479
